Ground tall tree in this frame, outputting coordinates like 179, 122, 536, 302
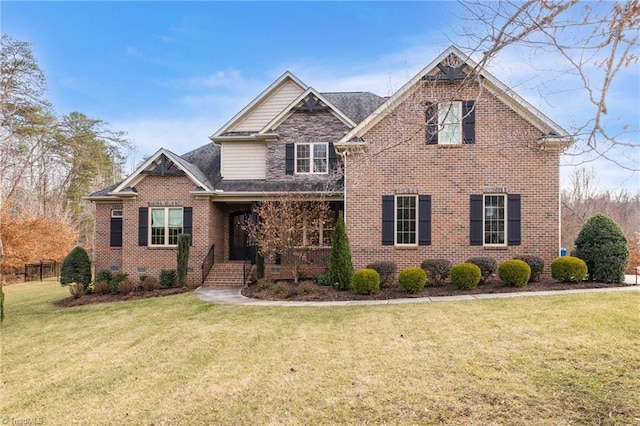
1, 34, 131, 280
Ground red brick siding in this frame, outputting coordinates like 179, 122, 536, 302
346, 82, 561, 276
94, 175, 214, 285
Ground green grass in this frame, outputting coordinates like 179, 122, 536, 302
2, 280, 639, 425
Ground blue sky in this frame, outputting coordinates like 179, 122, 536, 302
3, 1, 638, 192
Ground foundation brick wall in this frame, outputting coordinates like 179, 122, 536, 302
345, 81, 562, 276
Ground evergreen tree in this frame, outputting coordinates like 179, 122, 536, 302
60, 246, 92, 292
329, 211, 353, 290
177, 234, 190, 287
572, 213, 630, 282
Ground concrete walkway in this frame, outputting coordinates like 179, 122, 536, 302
194, 274, 640, 307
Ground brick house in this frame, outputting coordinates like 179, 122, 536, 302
86, 46, 572, 285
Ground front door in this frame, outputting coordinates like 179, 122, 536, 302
229, 211, 250, 260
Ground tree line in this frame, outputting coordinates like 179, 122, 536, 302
1, 34, 130, 279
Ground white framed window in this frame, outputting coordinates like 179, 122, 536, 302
484, 194, 506, 246
150, 207, 183, 246
295, 142, 328, 174
300, 210, 334, 247
438, 101, 462, 144
395, 195, 417, 246
111, 209, 123, 218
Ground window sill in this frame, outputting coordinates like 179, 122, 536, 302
483, 245, 508, 250
147, 246, 178, 249
394, 245, 419, 250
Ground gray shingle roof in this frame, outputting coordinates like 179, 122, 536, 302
321, 92, 386, 124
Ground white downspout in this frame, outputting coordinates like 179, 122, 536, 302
339, 149, 348, 226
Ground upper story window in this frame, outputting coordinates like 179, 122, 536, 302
484, 194, 506, 246
150, 207, 183, 246
295, 142, 328, 174
426, 100, 475, 145
438, 101, 462, 144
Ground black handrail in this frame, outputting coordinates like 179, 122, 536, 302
201, 244, 215, 284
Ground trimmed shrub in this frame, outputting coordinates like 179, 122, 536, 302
93, 280, 111, 295
466, 257, 497, 283
272, 281, 290, 298
352, 269, 380, 295
365, 261, 397, 288
111, 272, 129, 294
297, 281, 316, 296
60, 246, 92, 292
177, 234, 190, 287
257, 278, 273, 291
514, 255, 545, 282
551, 256, 588, 283
141, 276, 160, 291
118, 278, 137, 295
498, 260, 531, 287
398, 267, 427, 294
160, 269, 177, 288
69, 284, 84, 299
314, 273, 331, 286
96, 269, 113, 284
451, 263, 482, 290
572, 213, 630, 283
420, 259, 452, 285
329, 212, 354, 290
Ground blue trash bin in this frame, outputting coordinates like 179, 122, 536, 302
560, 247, 567, 256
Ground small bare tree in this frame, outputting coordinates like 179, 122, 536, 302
244, 192, 332, 284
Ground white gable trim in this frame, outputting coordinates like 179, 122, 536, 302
211, 71, 308, 138
259, 87, 357, 134
110, 148, 212, 195
338, 45, 571, 146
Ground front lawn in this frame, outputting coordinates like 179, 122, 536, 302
2, 280, 639, 424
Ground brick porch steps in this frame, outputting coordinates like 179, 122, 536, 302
202, 261, 247, 287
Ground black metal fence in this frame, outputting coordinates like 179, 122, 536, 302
24, 261, 60, 282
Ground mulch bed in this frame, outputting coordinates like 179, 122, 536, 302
242, 277, 636, 302
55, 287, 191, 308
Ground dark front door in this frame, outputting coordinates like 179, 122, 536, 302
230, 211, 250, 260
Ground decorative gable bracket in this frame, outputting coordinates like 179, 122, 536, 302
293, 95, 330, 113
141, 154, 186, 177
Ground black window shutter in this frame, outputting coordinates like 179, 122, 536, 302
507, 194, 521, 246
285, 143, 294, 174
462, 101, 475, 144
470, 195, 483, 246
425, 102, 438, 144
110, 217, 122, 247
418, 195, 432, 245
183, 207, 193, 246
328, 142, 337, 171
382, 195, 395, 245
138, 207, 148, 246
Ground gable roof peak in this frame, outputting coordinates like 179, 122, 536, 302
211, 71, 309, 138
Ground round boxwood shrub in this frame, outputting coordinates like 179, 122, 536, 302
498, 260, 531, 287
450, 263, 482, 290
365, 261, 397, 288
420, 259, 452, 285
352, 269, 380, 295
551, 256, 588, 283
572, 213, 630, 283
514, 255, 544, 282
398, 267, 427, 294
466, 257, 497, 283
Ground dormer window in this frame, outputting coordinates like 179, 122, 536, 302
295, 142, 328, 174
